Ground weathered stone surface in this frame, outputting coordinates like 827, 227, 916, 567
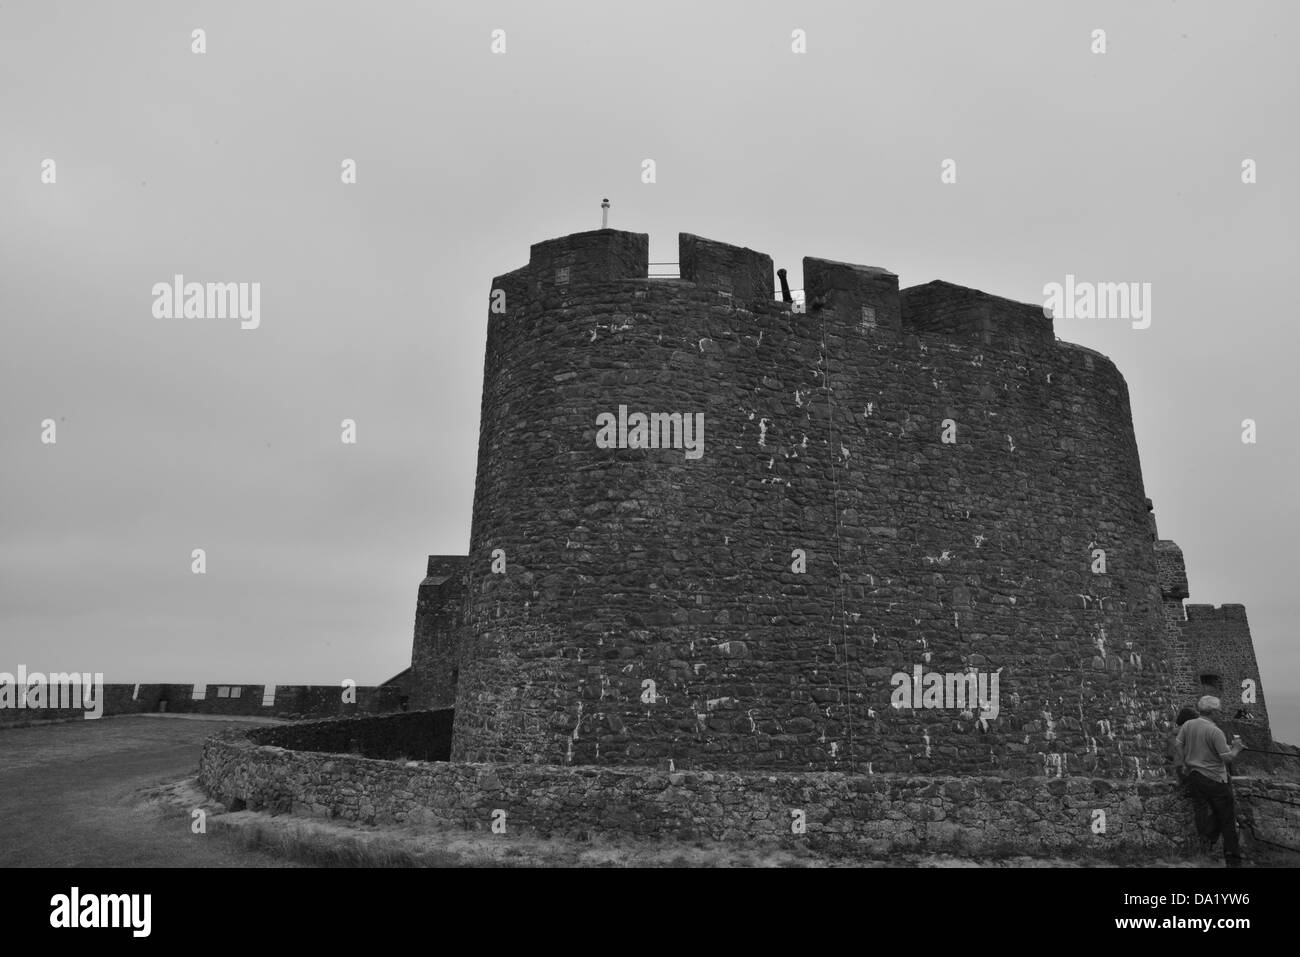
198, 727, 1300, 859
409, 556, 469, 709
0, 681, 404, 728
398, 227, 1270, 775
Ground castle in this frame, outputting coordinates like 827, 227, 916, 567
407, 228, 1271, 778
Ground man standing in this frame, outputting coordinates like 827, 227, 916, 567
1174, 695, 1246, 867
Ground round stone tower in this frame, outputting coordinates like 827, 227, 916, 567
450, 228, 1177, 777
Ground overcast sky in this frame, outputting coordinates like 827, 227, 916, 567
2, 1, 1297, 741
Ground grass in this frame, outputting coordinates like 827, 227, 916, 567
139, 779, 840, 867
136, 777, 1298, 868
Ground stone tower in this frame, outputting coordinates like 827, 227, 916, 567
408, 228, 1272, 776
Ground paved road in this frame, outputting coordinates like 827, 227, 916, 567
0, 715, 296, 867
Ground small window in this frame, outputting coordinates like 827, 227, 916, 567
861, 306, 877, 331
261, 685, 276, 707
192, 684, 207, 700
555, 266, 570, 285
217, 686, 230, 698
1200, 674, 1223, 694
451, 669, 459, 689
230, 686, 242, 698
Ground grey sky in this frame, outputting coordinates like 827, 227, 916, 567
2, 1, 1297, 741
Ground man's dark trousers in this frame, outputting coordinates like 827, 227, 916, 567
1186, 770, 1242, 865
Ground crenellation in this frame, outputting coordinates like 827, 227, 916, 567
526, 228, 649, 286
1185, 603, 1249, 621
678, 233, 774, 302
1148, 526, 1270, 746
409, 555, 469, 710
901, 281, 1055, 357
803, 256, 902, 338
1153, 540, 1189, 600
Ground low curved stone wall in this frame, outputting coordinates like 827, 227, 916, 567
195, 725, 1286, 859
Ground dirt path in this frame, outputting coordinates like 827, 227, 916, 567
0, 715, 298, 867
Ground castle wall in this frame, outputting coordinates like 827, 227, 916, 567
409, 556, 469, 710
679, 234, 773, 301
0, 681, 403, 727
900, 281, 1056, 357
0, 683, 149, 726
202, 727, 1300, 859
450, 229, 1182, 776
1149, 539, 1271, 748
1154, 540, 1197, 701
1184, 604, 1271, 748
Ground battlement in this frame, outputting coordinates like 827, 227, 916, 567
490, 229, 650, 306
409, 555, 469, 711
679, 234, 773, 301
1153, 540, 1189, 600
489, 229, 1120, 367
528, 229, 649, 284
423, 554, 468, 586
1185, 604, 1250, 622
900, 280, 1055, 356
803, 256, 902, 336
494, 229, 1104, 350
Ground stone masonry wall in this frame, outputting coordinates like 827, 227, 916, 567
680, 234, 774, 302
450, 228, 1180, 777
1148, 537, 1271, 747
1238, 779, 1300, 853
900, 280, 1056, 357
196, 729, 1300, 859
0, 681, 402, 727
1155, 540, 1199, 704
0, 682, 151, 726
409, 556, 469, 710
1184, 604, 1271, 748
